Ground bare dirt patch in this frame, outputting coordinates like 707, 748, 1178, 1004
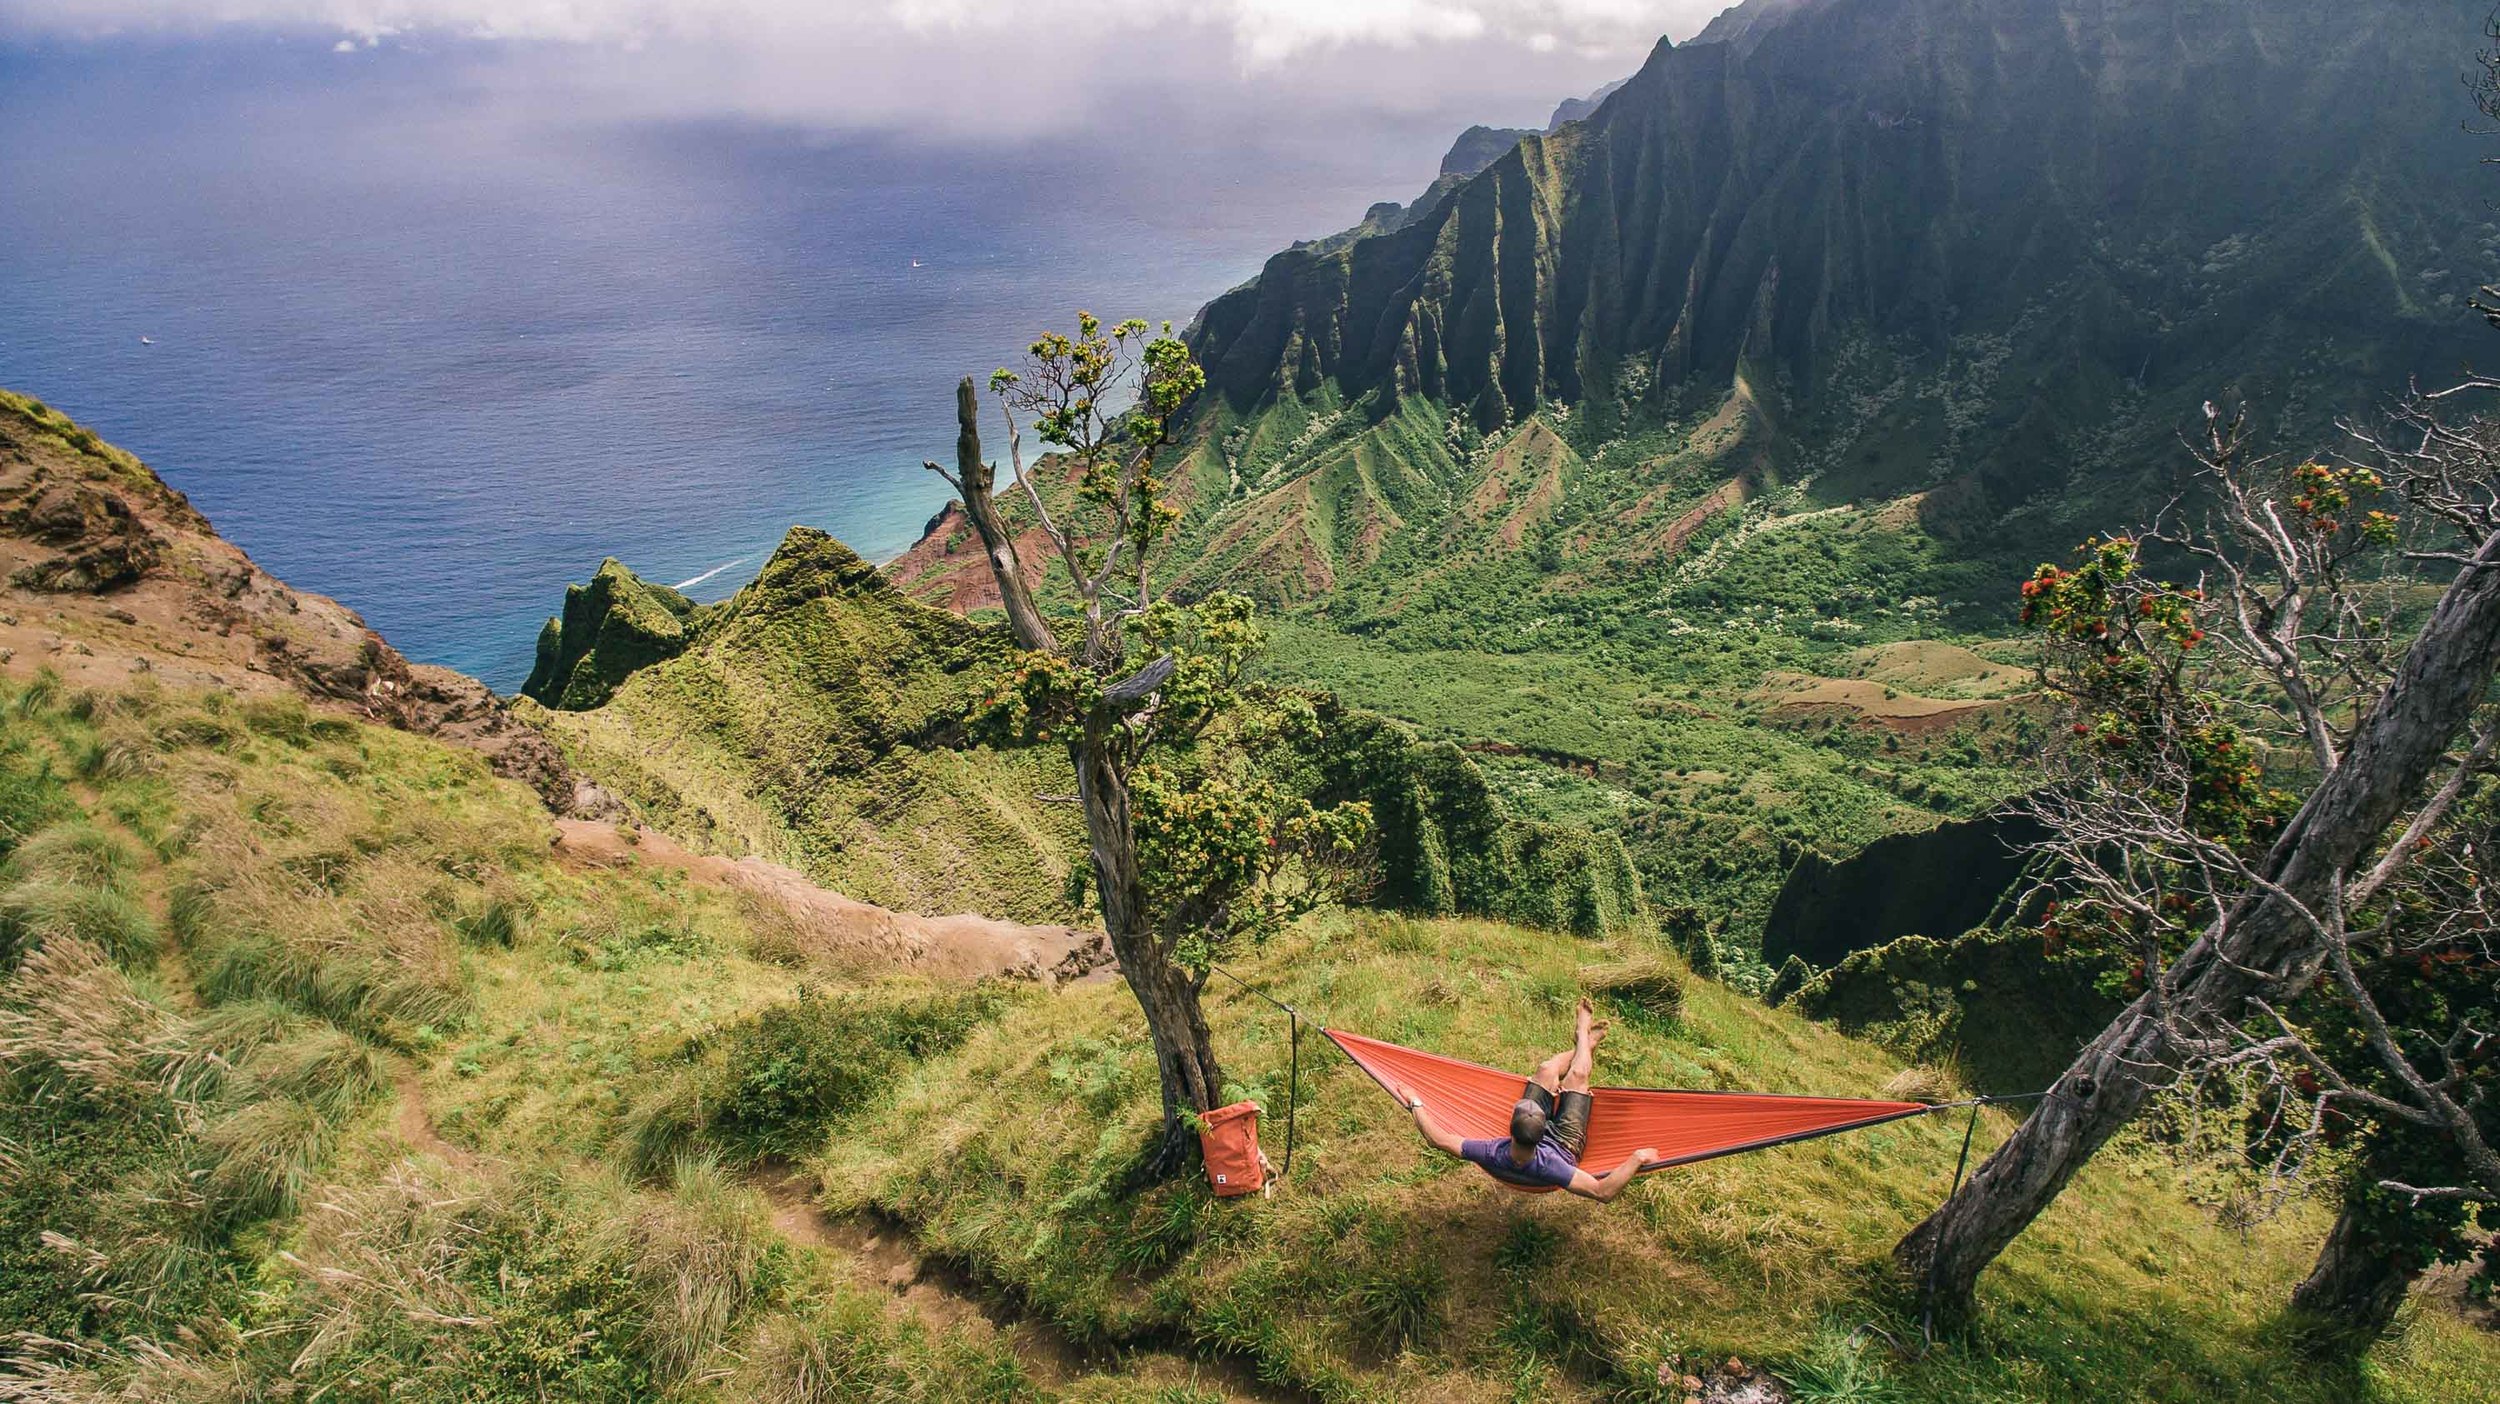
552, 820, 1111, 984
1846, 640, 2032, 699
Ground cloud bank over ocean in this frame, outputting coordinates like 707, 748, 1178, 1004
0, 2, 1725, 135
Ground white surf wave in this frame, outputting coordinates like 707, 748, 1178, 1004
673, 555, 751, 591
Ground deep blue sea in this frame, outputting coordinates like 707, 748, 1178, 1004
0, 40, 1464, 687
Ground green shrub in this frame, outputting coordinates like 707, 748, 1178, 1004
713, 986, 1011, 1159
461, 1195, 656, 1402
0, 1086, 212, 1340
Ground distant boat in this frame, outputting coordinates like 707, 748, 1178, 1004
138, 336, 154, 345
909, 259, 923, 268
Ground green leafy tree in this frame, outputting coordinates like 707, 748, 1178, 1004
927, 314, 1370, 1169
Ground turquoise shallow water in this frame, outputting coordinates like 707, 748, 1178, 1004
0, 40, 1434, 688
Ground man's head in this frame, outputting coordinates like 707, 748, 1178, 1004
1509, 1097, 1548, 1151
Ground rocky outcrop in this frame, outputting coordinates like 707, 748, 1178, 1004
521, 558, 704, 710
1762, 806, 2047, 968
0, 390, 609, 817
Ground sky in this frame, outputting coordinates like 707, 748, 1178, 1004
0, 1, 1736, 140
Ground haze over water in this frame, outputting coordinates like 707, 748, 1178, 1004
0, 37, 1600, 687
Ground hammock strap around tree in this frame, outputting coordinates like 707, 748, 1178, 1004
1324, 1028, 2027, 1177
1209, 963, 1299, 1178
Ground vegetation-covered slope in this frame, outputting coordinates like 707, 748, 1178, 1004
804, 911, 2488, 1403
887, 0, 2500, 972
5, 672, 2485, 1403
524, 527, 1650, 937
524, 527, 1092, 924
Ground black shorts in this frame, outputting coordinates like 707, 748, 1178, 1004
1523, 1081, 1591, 1161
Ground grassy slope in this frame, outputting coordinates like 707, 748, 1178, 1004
529, 529, 1090, 925
0, 675, 1065, 1401
808, 911, 2489, 1403
6, 673, 2489, 1401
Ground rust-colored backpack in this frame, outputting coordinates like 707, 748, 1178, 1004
1198, 1101, 1267, 1197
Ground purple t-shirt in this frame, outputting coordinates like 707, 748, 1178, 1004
1459, 1136, 1579, 1189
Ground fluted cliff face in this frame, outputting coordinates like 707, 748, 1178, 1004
1192, 0, 2491, 456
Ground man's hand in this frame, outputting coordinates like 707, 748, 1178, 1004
1571, 1146, 1659, 1204
1398, 1084, 1464, 1156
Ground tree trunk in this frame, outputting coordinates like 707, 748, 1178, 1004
947, 376, 1056, 653
2290, 1195, 2419, 1344
944, 378, 1225, 1176
1074, 735, 1224, 1173
1897, 536, 2500, 1317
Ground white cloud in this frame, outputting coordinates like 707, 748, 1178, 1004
0, 1, 1725, 65
0, 1, 1733, 147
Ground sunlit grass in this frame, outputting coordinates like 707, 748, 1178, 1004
812, 912, 2488, 1403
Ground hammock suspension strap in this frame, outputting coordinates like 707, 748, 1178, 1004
1210, 962, 1299, 1179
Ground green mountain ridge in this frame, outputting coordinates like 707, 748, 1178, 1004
891, 0, 2498, 971
522, 529, 1653, 937
1193, 0, 2489, 469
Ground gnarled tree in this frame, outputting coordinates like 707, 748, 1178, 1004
927, 314, 1369, 1171
1894, 389, 2500, 1321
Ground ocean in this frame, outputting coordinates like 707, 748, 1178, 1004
0, 39, 1463, 688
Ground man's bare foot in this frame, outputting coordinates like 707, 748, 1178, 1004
1574, 997, 1610, 1047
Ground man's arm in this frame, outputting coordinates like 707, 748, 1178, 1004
1394, 1084, 1466, 1157
1566, 1147, 1658, 1203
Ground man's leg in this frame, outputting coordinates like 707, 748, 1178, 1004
1528, 1048, 1571, 1096
1562, 997, 1608, 1093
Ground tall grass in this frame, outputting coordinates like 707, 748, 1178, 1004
197, 1096, 328, 1228
234, 1026, 385, 1120
0, 880, 158, 968
633, 1156, 785, 1382
2, 822, 139, 889
0, 938, 205, 1103
0, 820, 157, 969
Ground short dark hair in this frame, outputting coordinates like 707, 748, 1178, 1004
1510, 1097, 1548, 1148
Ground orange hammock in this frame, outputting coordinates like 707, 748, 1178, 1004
1326, 1029, 1937, 1189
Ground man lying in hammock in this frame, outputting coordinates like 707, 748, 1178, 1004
1394, 998, 1657, 1202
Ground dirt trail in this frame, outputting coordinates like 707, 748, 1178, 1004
753, 1162, 1290, 1402
392, 1068, 475, 1168
552, 819, 1111, 984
